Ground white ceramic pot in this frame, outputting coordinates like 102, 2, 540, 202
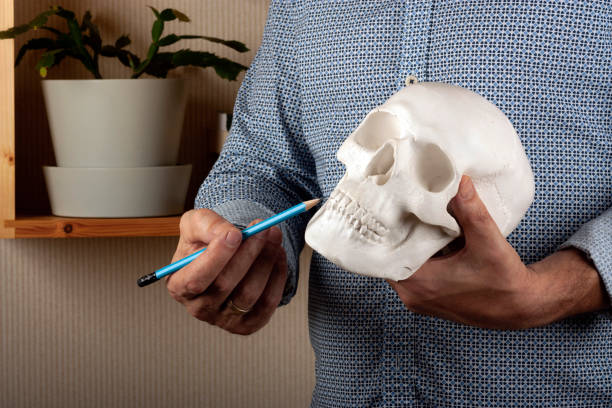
42, 79, 188, 167
43, 165, 192, 217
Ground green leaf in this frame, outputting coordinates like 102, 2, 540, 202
67, 19, 90, 61
101, 45, 140, 69
0, 6, 59, 39
55, 7, 76, 21
159, 9, 177, 22
171, 49, 248, 81
152, 19, 164, 42
79, 10, 92, 31
34, 48, 64, 76
171, 49, 211, 66
80, 11, 101, 53
211, 58, 248, 81
100, 45, 119, 57
0, 24, 32, 39
48, 51, 67, 69
14, 37, 56, 67
126, 53, 135, 70
115, 35, 131, 49
122, 51, 140, 70
144, 52, 174, 78
158, 34, 180, 47
158, 35, 249, 53
61, 13, 98, 77
55, 33, 74, 49
83, 35, 102, 54
158, 8, 190, 22
133, 43, 159, 77
146, 43, 159, 61
201, 36, 249, 53
171, 9, 190, 22
29, 7, 59, 29
119, 50, 140, 69
147, 6, 161, 19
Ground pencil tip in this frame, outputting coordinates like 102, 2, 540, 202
304, 198, 321, 210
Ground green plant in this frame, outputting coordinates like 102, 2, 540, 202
0, 5, 249, 80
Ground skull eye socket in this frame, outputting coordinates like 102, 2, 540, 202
354, 111, 402, 151
365, 143, 395, 185
414, 143, 455, 193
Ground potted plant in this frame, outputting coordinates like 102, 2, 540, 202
0, 5, 249, 217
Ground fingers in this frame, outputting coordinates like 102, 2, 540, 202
231, 248, 288, 335
206, 222, 271, 302
167, 210, 287, 335
185, 226, 285, 332
246, 248, 288, 321
227, 226, 283, 313
448, 175, 505, 250
166, 220, 243, 302
176, 209, 233, 252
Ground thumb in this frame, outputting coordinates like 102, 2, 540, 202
448, 175, 504, 249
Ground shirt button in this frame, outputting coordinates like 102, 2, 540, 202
405, 74, 419, 86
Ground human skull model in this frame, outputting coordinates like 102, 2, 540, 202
305, 82, 534, 281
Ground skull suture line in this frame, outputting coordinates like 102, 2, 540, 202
305, 82, 535, 281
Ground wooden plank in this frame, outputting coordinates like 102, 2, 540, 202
5, 215, 181, 238
0, 0, 15, 238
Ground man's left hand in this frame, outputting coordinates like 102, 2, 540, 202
388, 175, 609, 330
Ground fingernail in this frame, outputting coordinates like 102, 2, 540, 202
225, 230, 242, 247
459, 176, 474, 200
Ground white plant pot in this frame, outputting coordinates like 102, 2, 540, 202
42, 79, 188, 167
43, 165, 192, 218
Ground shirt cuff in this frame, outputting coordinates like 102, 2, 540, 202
209, 199, 300, 306
559, 207, 612, 300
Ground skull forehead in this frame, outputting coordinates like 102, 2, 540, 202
382, 82, 509, 133
348, 82, 519, 173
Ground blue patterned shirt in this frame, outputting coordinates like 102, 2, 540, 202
195, 1, 612, 406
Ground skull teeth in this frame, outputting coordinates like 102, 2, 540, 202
326, 190, 387, 242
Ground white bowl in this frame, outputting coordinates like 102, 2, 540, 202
43, 165, 192, 218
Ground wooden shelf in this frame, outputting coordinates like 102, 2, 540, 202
4, 215, 180, 238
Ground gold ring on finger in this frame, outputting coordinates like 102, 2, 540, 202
227, 299, 251, 315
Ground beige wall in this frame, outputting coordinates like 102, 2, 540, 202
1, 1, 316, 407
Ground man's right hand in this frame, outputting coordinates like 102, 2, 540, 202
166, 209, 288, 335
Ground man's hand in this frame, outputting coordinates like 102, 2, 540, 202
388, 175, 609, 330
166, 209, 288, 335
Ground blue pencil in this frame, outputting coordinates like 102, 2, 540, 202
137, 198, 321, 287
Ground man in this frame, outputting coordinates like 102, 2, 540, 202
166, 1, 612, 406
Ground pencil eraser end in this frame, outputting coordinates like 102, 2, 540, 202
137, 273, 159, 287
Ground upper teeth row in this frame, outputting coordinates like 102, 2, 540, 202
327, 190, 388, 241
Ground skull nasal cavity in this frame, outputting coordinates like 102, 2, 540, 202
365, 143, 394, 185
414, 143, 454, 193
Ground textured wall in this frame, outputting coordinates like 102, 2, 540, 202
1, 1, 316, 407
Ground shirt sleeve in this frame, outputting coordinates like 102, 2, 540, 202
559, 207, 612, 301
193, 0, 320, 305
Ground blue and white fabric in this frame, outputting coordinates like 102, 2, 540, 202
195, 1, 612, 406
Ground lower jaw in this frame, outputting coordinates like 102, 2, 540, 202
306, 210, 378, 261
